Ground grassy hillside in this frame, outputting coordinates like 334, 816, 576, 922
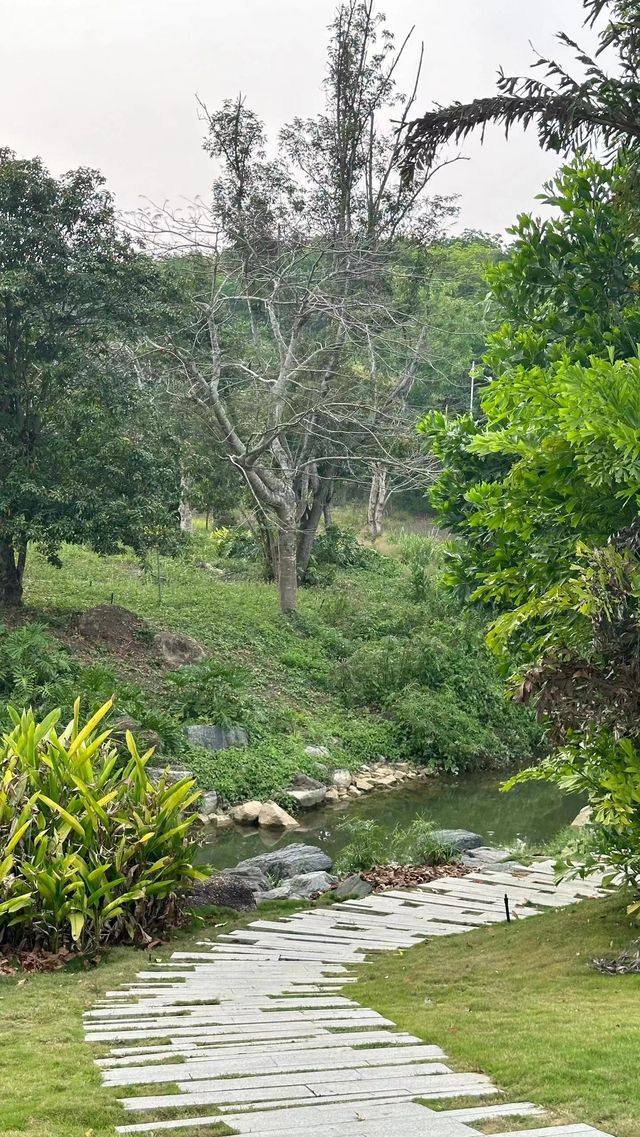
1, 525, 540, 803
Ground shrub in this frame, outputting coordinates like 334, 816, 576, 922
335, 819, 388, 874
0, 623, 76, 721
391, 529, 445, 569
335, 816, 460, 874
208, 525, 260, 561
0, 700, 206, 952
167, 659, 255, 727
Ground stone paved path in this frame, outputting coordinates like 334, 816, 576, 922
86, 859, 616, 1137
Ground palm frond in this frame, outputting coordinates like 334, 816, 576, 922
402, 0, 640, 178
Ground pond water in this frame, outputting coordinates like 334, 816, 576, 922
198, 770, 584, 870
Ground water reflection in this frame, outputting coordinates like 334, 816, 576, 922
198, 769, 584, 870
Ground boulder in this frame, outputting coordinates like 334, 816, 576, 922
185, 724, 249, 751
431, 828, 484, 852
571, 805, 593, 828
354, 778, 373, 792
224, 864, 270, 892
233, 843, 332, 883
148, 766, 195, 786
189, 873, 256, 911
292, 773, 325, 790
155, 630, 205, 667
462, 846, 511, 865
287, 786, 327, 810
347, 786, 361, 798
325, 788, 340, 804
210, 812, 233, 830
258, 801, 299, 829
304, 745, 330, 759
333, 873, 373, 900
199, 790, 219, 817
332, 769, 352, 789
229, 800, 262, 825
257, 871, 337, 902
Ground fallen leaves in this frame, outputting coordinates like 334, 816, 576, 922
362, 862, 471, 892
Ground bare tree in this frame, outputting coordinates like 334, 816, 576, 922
142, 1, 454, 612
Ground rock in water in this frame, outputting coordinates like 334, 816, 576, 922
229, 800, 262, 825
258, 870, 337, 902
199, 790, 219, 817
257, 801, 299, 829
189, 873, 256, 911
431, 828, 484, 852
287, 786, 327, 809
155, 630, 205, 667
233, 843, 332, 882
333, 873, 373, 900
185, 724, 249, 751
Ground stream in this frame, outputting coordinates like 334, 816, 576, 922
198, 769, 584, 870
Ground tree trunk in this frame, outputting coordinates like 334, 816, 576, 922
0, 540, 25, 606
277, 518, 298, 613
367, 464, 388, 542
297, 470, 336, 581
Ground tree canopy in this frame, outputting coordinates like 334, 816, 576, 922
0, 150, 180, 604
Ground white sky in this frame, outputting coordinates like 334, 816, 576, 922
1, 0, 597, 235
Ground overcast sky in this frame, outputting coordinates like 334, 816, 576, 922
1, 0, 597, 235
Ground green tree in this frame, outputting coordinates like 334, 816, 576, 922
421, 159, 640, 886
0, 150, 178, 605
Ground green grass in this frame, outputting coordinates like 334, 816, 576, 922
354, 893, 640, 1137
0, 901, 301, 1137
11, 533, 539, 802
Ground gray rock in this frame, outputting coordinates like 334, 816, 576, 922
463, 846, 512, 865
189, 873, 256, 911
304, 745, 331, 759
431, 828, 484, 852
332, 769, 353, 789
233, 843, 333, 883
185, 724, 249, 751
155, 630, 205, 667
333, 873, 373, 900
224, 864, 270, 892
292, 773, 326, 790
148, 766, 195, 786
287, 786, 327, 809
257, 870, 337, 902
200, 790, 218, 816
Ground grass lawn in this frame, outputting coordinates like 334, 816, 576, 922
0, 903, 299, 1137
354, 893, 640, 1137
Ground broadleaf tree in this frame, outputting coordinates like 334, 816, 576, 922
0, 150, 180, 605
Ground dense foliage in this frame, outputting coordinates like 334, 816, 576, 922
0, 701, 205, 952
0, 151, 180, 606
422, 157, 640, 890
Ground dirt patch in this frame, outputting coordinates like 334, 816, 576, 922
74, 604, 149, 648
